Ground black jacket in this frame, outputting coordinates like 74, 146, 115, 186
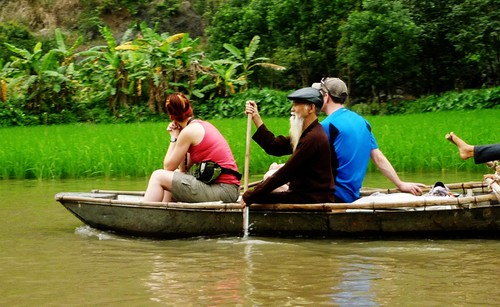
243, 119, 335, 205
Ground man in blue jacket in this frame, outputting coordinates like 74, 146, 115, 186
313, 77, 425, 203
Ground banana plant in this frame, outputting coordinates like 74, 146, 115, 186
124, 22, 213, 111
0, 58, 11, 102
5, 39, 77, 116
77, 23, 211, 115
76, 26, 137, 114
53, 29, 83, 66
210, 60, 243, 97
222, 35, 286, 91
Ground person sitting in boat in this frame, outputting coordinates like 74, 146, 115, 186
143, 92, 241, 203
446, 132, 500, 164
312, 77, 425, 203
242, 87, 335, 205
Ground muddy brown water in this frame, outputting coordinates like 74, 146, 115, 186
1, 172, 499, 306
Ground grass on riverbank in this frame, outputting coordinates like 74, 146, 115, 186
0, 109, 498, 180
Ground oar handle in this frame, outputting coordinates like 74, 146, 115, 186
243, 114, 252, 193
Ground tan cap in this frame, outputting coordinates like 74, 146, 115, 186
312, 77, 348, 99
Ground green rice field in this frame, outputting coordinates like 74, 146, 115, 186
0, 109, 498, 180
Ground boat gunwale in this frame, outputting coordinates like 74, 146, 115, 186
55, 192, 500, 212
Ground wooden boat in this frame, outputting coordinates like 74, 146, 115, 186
55, 181, 500, 239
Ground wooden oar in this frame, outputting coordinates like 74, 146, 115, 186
239, 179, 262, 191
242, 113, 252, 237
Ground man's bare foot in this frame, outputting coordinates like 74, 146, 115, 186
445, 132, 474, 160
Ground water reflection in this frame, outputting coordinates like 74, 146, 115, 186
332, 256, 380, 306
139, 238, 391, 306
143, 238, 250, 305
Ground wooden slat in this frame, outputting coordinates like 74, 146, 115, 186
360, 181, 489, 196
250, 194, 498, 211
91, 189, 145, 196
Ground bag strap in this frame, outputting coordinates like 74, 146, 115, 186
220, 167, 242, 180
197, 160, 242, 181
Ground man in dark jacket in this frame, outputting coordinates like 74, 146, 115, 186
243, 87, 335, 205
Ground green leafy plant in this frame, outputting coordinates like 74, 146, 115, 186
195, 87, 288, 119
220, 35, 285, 92
4, 29, 82, 124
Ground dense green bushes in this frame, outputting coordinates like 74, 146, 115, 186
0, 22, 39, 65
194, 88, 289, 119
350, 86, 500, 116
1, 81, 499, 127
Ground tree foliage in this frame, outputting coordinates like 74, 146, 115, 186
3, 29, 82, 122
207, 0, 360, 88
206, 0, 499, 99
446, 0, 500, 88
0, 23, 285, 126
400, 0, 499, 94
338, 0, 422, 101
0, 22, 38, 64
0, 0, 499, 126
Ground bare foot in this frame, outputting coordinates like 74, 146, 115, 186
445, 132, 474, 160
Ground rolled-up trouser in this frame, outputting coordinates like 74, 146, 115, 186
474, 143, 500, 164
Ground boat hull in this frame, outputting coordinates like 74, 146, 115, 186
56, 191, 500, 239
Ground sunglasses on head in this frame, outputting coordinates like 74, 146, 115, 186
320, 77, 335, 99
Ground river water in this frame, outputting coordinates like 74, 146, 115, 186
1, 172, 499, 306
